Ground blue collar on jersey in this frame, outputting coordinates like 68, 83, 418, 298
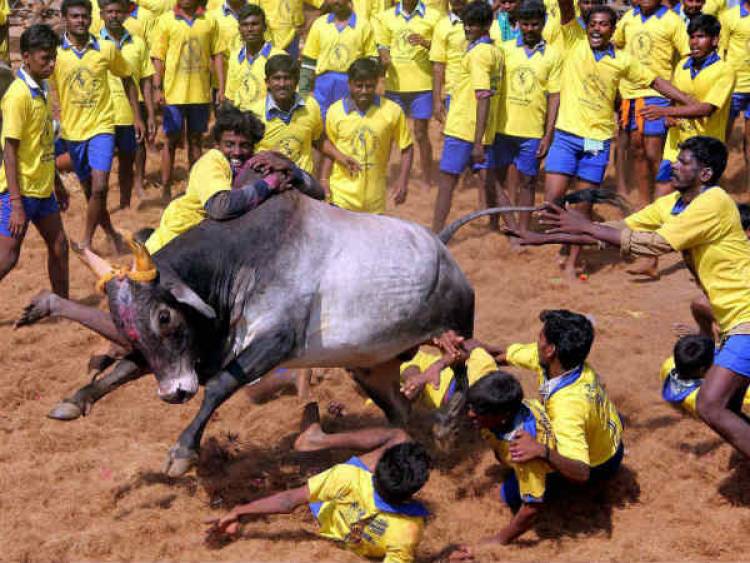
540, 364, 585, 399
395, 0, 426, 20
61, 33, 100, 57
16, 67, 48, 99
683, 51, 720, 79
592, 43, 616, 61
345, 457, 430, 517
343, 94, 381, 115
489, 403, 538, 441
634, 4, 668, 21
327, 11, 357, 28
266, 93, 306, 124
99, 27, 133, 48
671, 186, 714, 215
467, 35, 492, 52
238, 41, 273, 63
516, 35, 547, 57
662, 368, 702, 403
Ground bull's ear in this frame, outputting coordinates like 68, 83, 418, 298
165, 281, 217, 320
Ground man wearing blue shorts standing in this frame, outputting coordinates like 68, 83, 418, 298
376, 0, 441, 188
52, 0, 143, 252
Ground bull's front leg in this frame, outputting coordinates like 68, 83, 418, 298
163, 331, 294, 478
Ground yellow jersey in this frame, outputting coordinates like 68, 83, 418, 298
443, 37, 502, 144
308, 457, 427, 563
506, 343, 623, 467
90, 3, 156, 45
145, 149, 231, 253
612, 5, 690, 99
209, 4, 242, 89
400, 347, 499, 410
303, 12, 377, 75
429, 13, 466, 99
0, 72, 55, 198
136, 0, 175, 16
150, 8, 224, 105
248, 95, 323, 174
496, 38, 562, 139
660, 355, 750, 416
257, 0, 324, 50
325, 96, 413, 213
662, 53, 735, 162
480, 399, 555, 503
555, 20, 656, 141
225, 42, 285, 110
720, 5, 750, 93
52, 34, 132, 142
353, 0, 394, 22
100, 30, 154, 126
0, 0, 9, 64
625, 188, 750, 334
489, 13, 561, 47
375, 1, 442, 92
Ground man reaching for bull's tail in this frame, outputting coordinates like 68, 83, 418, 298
144, 101, 322, 255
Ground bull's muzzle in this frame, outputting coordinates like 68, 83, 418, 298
157, 377, 199, 404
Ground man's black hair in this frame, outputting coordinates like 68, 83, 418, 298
539, 309, 594, 370
238, 3, 266, 27
265, 53, 299, 79
98, 0, 128, 9
211, 102, 265, 145
518, 0, 546, 21
584, 5, 617, 26
687, 13, 721, 37
738, 203, 750, 231
348, 57, 381, 81
61, 0, 92, 16
462, 0, 493, 26
20, 24, 59, 54
466, 371, 524, 417
678, 136, 728, 185
373, 442, 431, 505
674, 335, 714, 380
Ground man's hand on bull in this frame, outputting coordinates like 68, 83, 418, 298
204, 512, 241, 542
248, 151, 296, 176
431, 330, 466, 360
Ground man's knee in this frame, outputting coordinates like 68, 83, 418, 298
0, 243, 20, 274
414, 120, 429, 139
696, 387, 721, 424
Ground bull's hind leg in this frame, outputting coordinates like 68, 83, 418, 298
16, 290, 131, 348
163, 332, 295, 477
48, 356, 148, 420
351, 357, 410, 426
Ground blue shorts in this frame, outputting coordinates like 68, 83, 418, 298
65, 133, 116, 181
656, 159, 673, 182
620, 97, 669, 136
0, 191, 59, 237
162, 103, 210, 136
730, 92, 750, 122
545, 129, 612, 185
54, 137, 67, 158
384, 90, 433, 120
493, 133, 541, 177
115, 125, 137, 154
716, 335, 750, 378
439, 135, 494, 175
444, 95, 451, 112
313, 71, 349, 120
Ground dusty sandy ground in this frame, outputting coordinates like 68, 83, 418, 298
2, 122, 750, 562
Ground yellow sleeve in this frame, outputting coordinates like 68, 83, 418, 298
0, 0, 8, 25
400, 350, 440, 375
515, 460, 549, 502
395, 105, 413, 150
466, 347, 499, 386
1, 89, 29, 140
702, 66, 736, 109
611, 16, 626, 49
150, 16, 167, 60
108, 44, 133, 77
191, 152, 233, 205
622, 55, 657, 90
305, 0, 324, 8
384, 539, 419, 563
362, 21, 378, 58
550, 400, 590, 465
375, 12, 392, 48
311, 99, 324, 142
560, 20, 584, 49
674, 18, 690, 57
624, 196, 673, 231
505, 343, 542, 371
302, 19, 321, 59
470, 46, 493, 91
307, 464, 353, 502
489, 20, 500, 43
429, 21, 447, 63
209, 17, 223, 56
657, 190, 731, 250
547, 50, 562, 94
141, 49, 156, 79
660, 356, 675, 384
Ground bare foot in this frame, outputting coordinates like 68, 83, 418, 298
626, 258, 660, 280
673, 323, 698, 338
15, 290, 57, 328
294, 404, 328, 452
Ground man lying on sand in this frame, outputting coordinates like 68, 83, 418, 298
206, 404, 431, 563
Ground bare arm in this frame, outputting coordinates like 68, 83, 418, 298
651, 77, 698, 107
484, 503, 540, 545
538, 93, 560, 158
212, 53, 225, 103
472, 95, 491, 164
3, 138, 25, 237
140, 76, 156, 143
122, 76, 145, 142
432, 62, 446, 123
151, 58, 165, 106
392, 144, 414, 205
558, 0, 575, 25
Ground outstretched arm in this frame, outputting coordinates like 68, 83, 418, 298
558, 0, 575, 25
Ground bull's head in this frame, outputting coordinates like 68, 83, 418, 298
79, 241, 215, 404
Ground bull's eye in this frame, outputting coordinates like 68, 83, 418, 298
158, 310, 171, 326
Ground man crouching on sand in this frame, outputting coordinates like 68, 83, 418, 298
206, 404, 430, 563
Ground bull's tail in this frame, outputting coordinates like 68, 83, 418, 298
437, 188, 630, 245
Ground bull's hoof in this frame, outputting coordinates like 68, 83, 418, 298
47, 400, 83, 421
163, 445, 199, 478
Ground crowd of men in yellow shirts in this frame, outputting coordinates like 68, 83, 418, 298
3, 0, 750, 559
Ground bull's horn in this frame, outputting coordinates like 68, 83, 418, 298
73, 244, 115, 279
124, 232, 158, 283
